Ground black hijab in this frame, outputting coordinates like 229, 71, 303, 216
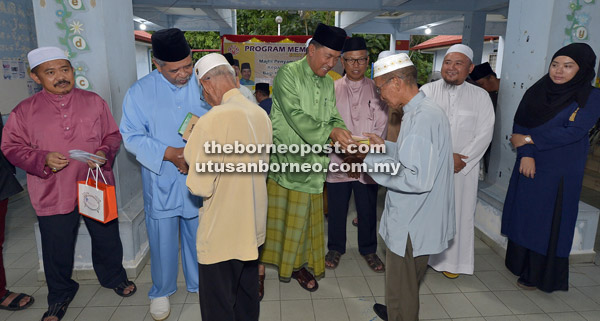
514, 42, 597, 128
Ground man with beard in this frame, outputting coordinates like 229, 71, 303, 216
325, 36, 388, 273
120, 28, 210, 321
421, 44, 495, 279
259, 23, 353, 295
2, 46, 136, 321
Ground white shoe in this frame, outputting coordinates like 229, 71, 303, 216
150, 297, 170, 321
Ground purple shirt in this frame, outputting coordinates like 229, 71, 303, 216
1, 88, 121, 216
327, 76, 388, 184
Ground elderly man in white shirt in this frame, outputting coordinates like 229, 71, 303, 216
421, 44, 495, 279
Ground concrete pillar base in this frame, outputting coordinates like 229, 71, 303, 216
475, 183, 599, 264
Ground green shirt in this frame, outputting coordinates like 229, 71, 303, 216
268, 57, 346, 194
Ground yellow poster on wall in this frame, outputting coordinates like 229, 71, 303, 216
222, 35, 311, 87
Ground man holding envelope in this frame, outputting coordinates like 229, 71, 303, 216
120, 28, 210, 320
1, 46, 135, 321
364, 53, 455, 320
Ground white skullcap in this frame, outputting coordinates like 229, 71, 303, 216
373, 53, 414, 78
306, 38, 312, 48
27, 46, 69, 70
377, 50, 395, 60
194, 53, 230, 82
445, 44, 473, 62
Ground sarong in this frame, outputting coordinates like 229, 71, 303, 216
260, 179, 325, 281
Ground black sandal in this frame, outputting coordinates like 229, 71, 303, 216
113, 280, 137, 297
325, 250, 342, 269
0, 291, 34, 311
41, 298, 71, 321
363, 253, 385, 273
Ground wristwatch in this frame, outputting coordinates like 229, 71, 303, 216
524, 136, 532, 144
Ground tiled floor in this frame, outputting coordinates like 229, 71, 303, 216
2, 191, 600, 321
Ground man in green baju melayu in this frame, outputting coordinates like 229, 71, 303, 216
258, 23, 354, 296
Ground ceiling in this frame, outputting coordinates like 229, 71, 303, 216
131, 0, 509, 37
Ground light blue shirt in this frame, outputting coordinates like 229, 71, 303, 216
120, 70, 210, 219
240, 78, 255, 86
364, 92, 455, 257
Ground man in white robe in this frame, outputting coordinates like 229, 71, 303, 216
422, 44, 495, 278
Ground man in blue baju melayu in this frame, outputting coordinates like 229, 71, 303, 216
120, 28, 210, 321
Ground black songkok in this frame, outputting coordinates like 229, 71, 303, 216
255, 83, 270, 95
312, 23, 347, 52
470, 62, 495, 81
223, 53, 235, 65
151, 28, 191, 62
342, 36, 367, 53
241, 62, 251, 70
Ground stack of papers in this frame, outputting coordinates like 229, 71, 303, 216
69, 149, 107, 164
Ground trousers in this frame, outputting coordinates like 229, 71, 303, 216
146, 215, 198, 298
37, 208, 128, 305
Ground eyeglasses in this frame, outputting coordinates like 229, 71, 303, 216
343, 57, 368, 65
376, 77, 397, 95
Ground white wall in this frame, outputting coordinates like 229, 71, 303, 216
135, 42, 151, 80
0, 0, 39, 115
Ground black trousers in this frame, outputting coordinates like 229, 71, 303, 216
37, 208, 127, 305
198, 259, 259, 321
326, 181, 378, 255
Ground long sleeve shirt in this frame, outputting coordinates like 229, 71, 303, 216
268, 57, 346, 194
364, 92, 455, 257
502, 89, 600, 258
185, 88, 272, 264
120, 70, 210, 219
420, 79, 495, 175
1, 88, 121, 216
327, 76, 388, 184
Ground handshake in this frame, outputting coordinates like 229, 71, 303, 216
335, 133, 386, 179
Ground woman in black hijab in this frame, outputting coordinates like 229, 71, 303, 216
501, 43, 600, 292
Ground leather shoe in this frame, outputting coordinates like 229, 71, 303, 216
373, 303, 388, 320
442, 271, 459, 279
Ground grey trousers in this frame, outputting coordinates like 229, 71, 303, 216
385, 237, 429, 321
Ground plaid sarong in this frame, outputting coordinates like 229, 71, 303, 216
260, 179, 325, 281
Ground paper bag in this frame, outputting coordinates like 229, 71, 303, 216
77, 166, 118, 223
